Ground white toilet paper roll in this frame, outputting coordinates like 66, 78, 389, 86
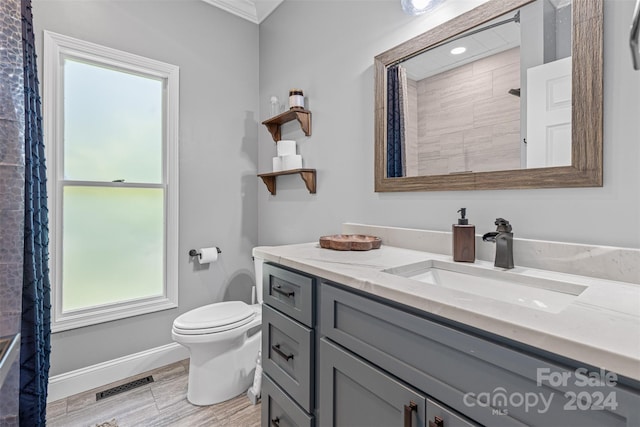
282, 154, 302, 170
277, 140, 297, 157
197, 247, 219, 264
272, 157, 282, 172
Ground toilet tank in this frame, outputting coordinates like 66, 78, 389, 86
254, 256, 264, 304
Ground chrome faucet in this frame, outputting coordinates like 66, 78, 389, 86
482, 218, 514, 269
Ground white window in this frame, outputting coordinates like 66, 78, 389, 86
43, 31, 179, 332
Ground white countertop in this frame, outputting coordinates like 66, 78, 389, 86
254, 242, 640, 382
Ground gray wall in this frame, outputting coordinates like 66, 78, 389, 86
32, 0, 260, 375
26, 0, 640, 378
258, 0, 640, 249
0, 0, 24, 423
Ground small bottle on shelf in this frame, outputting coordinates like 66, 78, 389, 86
270, 95, 279, 117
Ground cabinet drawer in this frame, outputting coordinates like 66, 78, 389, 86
262, 304, 313, 411
321, 282, 640, 427
263, 263, 315, 327
262, 374, 314, 427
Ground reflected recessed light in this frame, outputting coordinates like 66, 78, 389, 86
450, 46, 466, 55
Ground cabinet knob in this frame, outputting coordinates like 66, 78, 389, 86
403, 401, 418, 427
428, 416, 444, 427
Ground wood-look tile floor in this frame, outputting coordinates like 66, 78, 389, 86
46, 359, 261, 427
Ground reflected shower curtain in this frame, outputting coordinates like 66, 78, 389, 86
386, 65, 408, 178
20, 0, 51, 425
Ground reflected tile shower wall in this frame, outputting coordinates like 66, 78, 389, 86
0, 0, 25, 425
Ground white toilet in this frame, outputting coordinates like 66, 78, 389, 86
172, 257, 263, 406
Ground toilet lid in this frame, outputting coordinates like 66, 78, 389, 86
173, 301, 255, 332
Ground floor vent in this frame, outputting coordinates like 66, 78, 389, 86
95, 375, 154, 401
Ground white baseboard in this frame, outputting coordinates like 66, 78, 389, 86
47, 342, 189, 403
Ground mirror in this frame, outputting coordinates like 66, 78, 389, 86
375, 0, 602, 191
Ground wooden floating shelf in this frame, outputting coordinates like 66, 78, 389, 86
262, 108, 311, 142
258, 168, 316, 195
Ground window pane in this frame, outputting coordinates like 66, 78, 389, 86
62, 186, 164, 312
63, 58, 163, 183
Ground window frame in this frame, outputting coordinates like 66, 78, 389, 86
43, 31, 179, 332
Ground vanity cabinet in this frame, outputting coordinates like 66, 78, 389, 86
319, 282, 640, 427
261, 263, 317, 427
260, 261, 640, 427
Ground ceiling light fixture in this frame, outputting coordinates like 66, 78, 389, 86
401, 0, 445, 16
450, 46, 466, 55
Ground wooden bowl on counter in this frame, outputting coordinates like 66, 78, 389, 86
319, 234, 382, 251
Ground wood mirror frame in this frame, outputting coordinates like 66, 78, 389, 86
374, 0, 602, 192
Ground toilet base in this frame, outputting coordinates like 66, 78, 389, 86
184, 327, 261, 406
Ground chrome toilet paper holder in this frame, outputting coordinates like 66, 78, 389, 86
189, 247, 222, 258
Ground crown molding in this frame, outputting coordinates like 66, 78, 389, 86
202, 0, 283, 24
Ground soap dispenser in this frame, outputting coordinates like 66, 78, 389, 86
453, 208, 475, 262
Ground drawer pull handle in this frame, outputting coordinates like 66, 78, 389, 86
404, 401, 418, 427
273, 285, 295, 298
428, 416, 444, 427
272, 344, 294, 361
271, 417, 280, 427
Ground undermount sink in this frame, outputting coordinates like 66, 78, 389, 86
383, 260, 587, 313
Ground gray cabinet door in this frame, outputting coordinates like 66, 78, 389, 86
319, 338, 427, 427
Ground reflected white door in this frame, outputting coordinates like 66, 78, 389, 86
526, 56, 572, 168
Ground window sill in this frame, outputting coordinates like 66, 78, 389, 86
51, 297, 177, 333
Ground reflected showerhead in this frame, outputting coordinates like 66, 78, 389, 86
508, 88, 521, 97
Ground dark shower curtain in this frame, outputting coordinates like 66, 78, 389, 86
19, 0, 51, 425
387, 65, 405, 178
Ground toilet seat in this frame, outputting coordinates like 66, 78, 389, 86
173, 301, 257, 335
